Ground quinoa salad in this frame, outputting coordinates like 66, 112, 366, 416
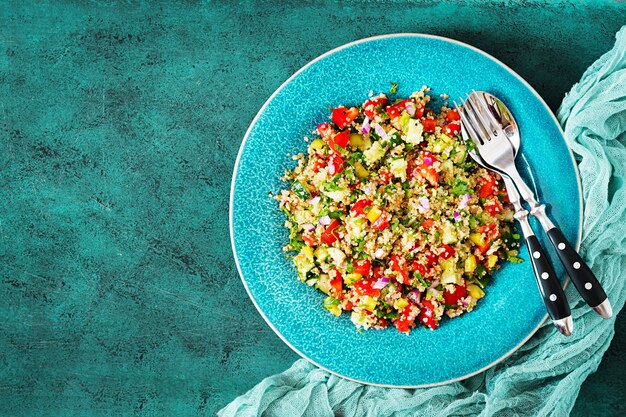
276, 86, 521, 333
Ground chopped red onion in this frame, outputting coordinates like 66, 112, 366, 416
374, 248, 385, 258
303, 223, 316, 232
408, 290, 422, 304
309, 196, 321, 205
361, 116, 370, 134
418, 196, 430, 211
319, 215, 331, 226
459, 193, 470, 209
373, 277, 390, 289
423, 155, 433, 166
363, 186, 371, 194
328, 162, 336, 175
374, 123, 388, 140
453, 211, 461, 222
405, 101, 416, 116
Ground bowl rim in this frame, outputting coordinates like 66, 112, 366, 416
229, 33, 582, 388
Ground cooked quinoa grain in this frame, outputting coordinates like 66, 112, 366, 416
276, 87, 521, 333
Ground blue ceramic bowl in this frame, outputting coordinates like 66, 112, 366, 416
230, 34, 581, 387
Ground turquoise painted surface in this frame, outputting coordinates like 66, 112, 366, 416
0, 1, 624, 415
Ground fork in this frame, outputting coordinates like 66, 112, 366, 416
460, 92, 611, 319
456, 103, 573, 335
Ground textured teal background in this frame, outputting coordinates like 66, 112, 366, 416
1, 1, 624, 416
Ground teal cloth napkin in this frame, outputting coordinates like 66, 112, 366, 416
220, 26, 626, 417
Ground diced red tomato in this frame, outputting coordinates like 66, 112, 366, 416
329, 130, 350, 152
350, 199, 373, 217
446, 108, 461, 122
442, 123, 460, 136
422, 118, 436, 132
371, 212, 390, 231
477, 242, 491, 255
425, 249, 439, 267
386, 105, 401, 119
420, 165, 439, 186
331, 106, 358, 129
317, 122, 333, 138
353, 259, 371, 276
419, 300, 438, 330
320, 219, 341, 245
477, 224, 499, 239
353, 278, 381, 298
395, 305, 416, 333
439, 244, 456, 260
444, 284, 468, 305
343, 300, 354, 311
302, 233, 316, 247
478, 175, 498, 198
372, 265, 384, 279
411, 261, 427, 277
395, 318, 411, 333
312, 158, 325, 173
329, 268, 343, 300
389, 254, 406, 271
420, 218, 434, 230
413, 104, 425, 118
390, 254, 410, 284
408, 153, 439, 187
484, 196, 503, 216
363, 96, 389, 119
385, 99, 416, 120
379, 168, 392, 184
327, 153, 343, 176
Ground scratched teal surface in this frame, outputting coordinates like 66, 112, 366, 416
1, 1, 625, 416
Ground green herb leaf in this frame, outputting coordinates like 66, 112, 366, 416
450, 178, 470, 196
507, 255, 524, 264
415, 272, 429, 288
329, 211, 344, 219
390, 81, 398, 95
389, 133, 403, 147
291, 181, 311, 200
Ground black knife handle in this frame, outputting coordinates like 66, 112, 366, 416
526, 235, 571, 321
546, 227, 607, 308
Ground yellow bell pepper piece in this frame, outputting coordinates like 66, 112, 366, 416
349, 133, 365, 148
309, 138, 325, 150
469, 233, 486, 247
366, 206, 382, 223
464, 255, 477, 273
354, 162, 370, 179
361, 296, 377, 312
394, 298, 409, 310
344, 273, 362, 286
467, 284, 485, 299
